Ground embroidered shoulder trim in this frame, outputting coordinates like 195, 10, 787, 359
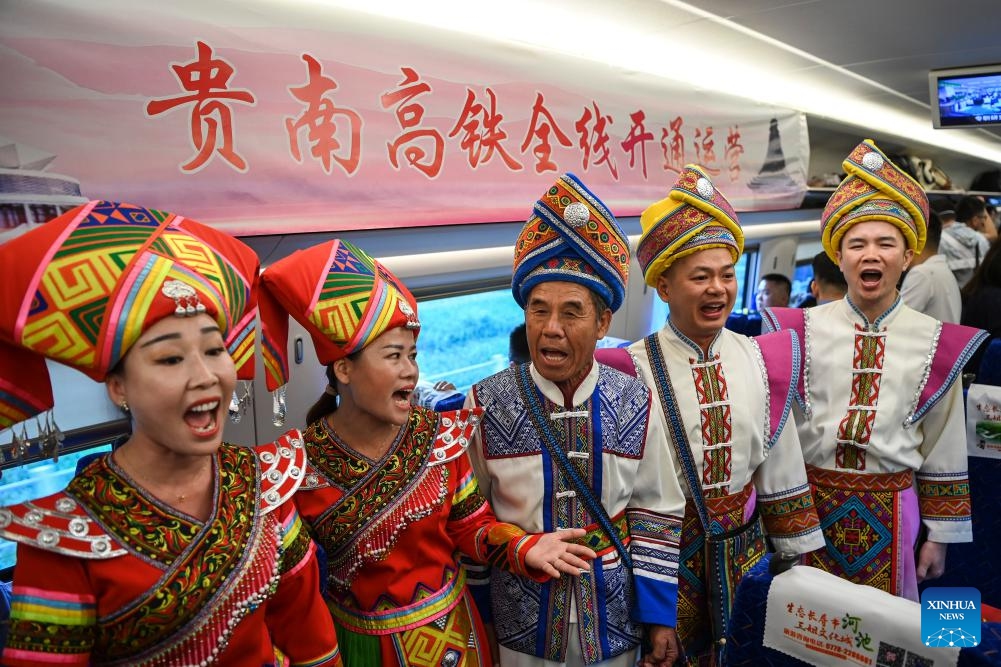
761, 306, 811, 417
300, 460, 331, 490
256, 428, 307, 513
904, 323, 989, 427
0, 491, 126, 559
428, 407, 484, 467
753, 329, 801, 448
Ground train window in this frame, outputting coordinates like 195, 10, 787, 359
733, 250, 753, 312
416, 288, 524, 392
0, 445, 112, 570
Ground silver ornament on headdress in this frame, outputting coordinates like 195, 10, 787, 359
861, 151, 884, 171
563, 202, 590, 228
161, 279, 207, 317
398, 299, 421, 329
696, 177, 714, 200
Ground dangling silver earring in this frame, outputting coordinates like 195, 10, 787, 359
228, 380, 252, 424
121, 400, 130, 414
272, 386, 287, 428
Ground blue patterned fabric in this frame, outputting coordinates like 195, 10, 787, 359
475, 364, 652, 663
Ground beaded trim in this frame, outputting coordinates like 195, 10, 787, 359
801, 309, 814, 418
904, 322, 940, 428
748, 338, 771, 450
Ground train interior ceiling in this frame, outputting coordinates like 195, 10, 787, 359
2, 0, 1001, 528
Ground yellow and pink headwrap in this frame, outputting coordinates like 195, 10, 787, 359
512, 173, 630, 312
821, 139, 928, 262
636, 165, 744, 286
0, 200, 261, 431
258, 239, 420, 392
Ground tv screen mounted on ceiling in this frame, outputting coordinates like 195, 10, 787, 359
929, 64, 1001, 128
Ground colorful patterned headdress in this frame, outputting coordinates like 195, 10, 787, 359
821, 139, 928, 262
0, 201, 260, 431
637, 165, 744, 286
512, 173, 629, 312
258, 239, 420, 392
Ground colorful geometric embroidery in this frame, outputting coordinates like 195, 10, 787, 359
5, 588, 96, 663
690, 355, 733, 497
677, 481, 762, 661
475, 365, 650, 663
66, 444, 282, 663
916, 472, 971, 523
392, 590, 485, 667
805, 467, 911, 595
836, 326, 886, 470
19, 201, 254, 380
757, 483, 820, 539
305, 407, 448, 590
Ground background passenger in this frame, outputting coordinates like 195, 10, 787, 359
258, 238, 594, 667
961, 236, 1001, 375
755, 272, 792, 309
763, 140, 987, 601
808, 251, 848, 305
900, 210, 962, 323
940, 195, 991, 288
0, 201, 341, 666
468, 173, 686, 667
630, 165, 823, 664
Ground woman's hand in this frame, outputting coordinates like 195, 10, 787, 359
524, 527, 597, 578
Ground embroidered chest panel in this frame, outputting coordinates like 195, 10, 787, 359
688, 354, 733, 498
836, 325, 888, 470
304, 408, 449, 589
67, 445, 281, 663
476, 366, 648, 460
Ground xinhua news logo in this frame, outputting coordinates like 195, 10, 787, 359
921, 587, 980, 648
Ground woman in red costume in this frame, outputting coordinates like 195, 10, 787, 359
259, 238, 595, 667
0, 201, 341, 666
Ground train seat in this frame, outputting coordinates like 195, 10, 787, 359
725, 312, 763, 336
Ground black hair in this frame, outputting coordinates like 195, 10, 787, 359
811, 252, 847, 289
956, 196, 987, 226
759, 273, 791, 296
963, 236, 1001, 299
509, 323, 531, 365
305, 350, 362, 425
925, 210, 943, 250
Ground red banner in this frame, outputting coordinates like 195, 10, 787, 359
0, 1, 809, 239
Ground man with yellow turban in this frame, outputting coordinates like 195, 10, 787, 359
762, 140, 988, 600
466, 173, 687, 667
620, 165, 824, 665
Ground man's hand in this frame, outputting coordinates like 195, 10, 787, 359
640, 624, 680, 667
916, 540, 947, 582
523, 528, 597, 578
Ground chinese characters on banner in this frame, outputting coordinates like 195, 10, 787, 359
0, 2, 810, 236
145, 42, 748, 184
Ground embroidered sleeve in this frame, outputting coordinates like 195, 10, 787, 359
2, 543, 96, 666
914, 381, 972, 543
265, 500, 343, 666
752, 426, 825, 554
446, 456, 546, 581
623, 383, 685, 627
